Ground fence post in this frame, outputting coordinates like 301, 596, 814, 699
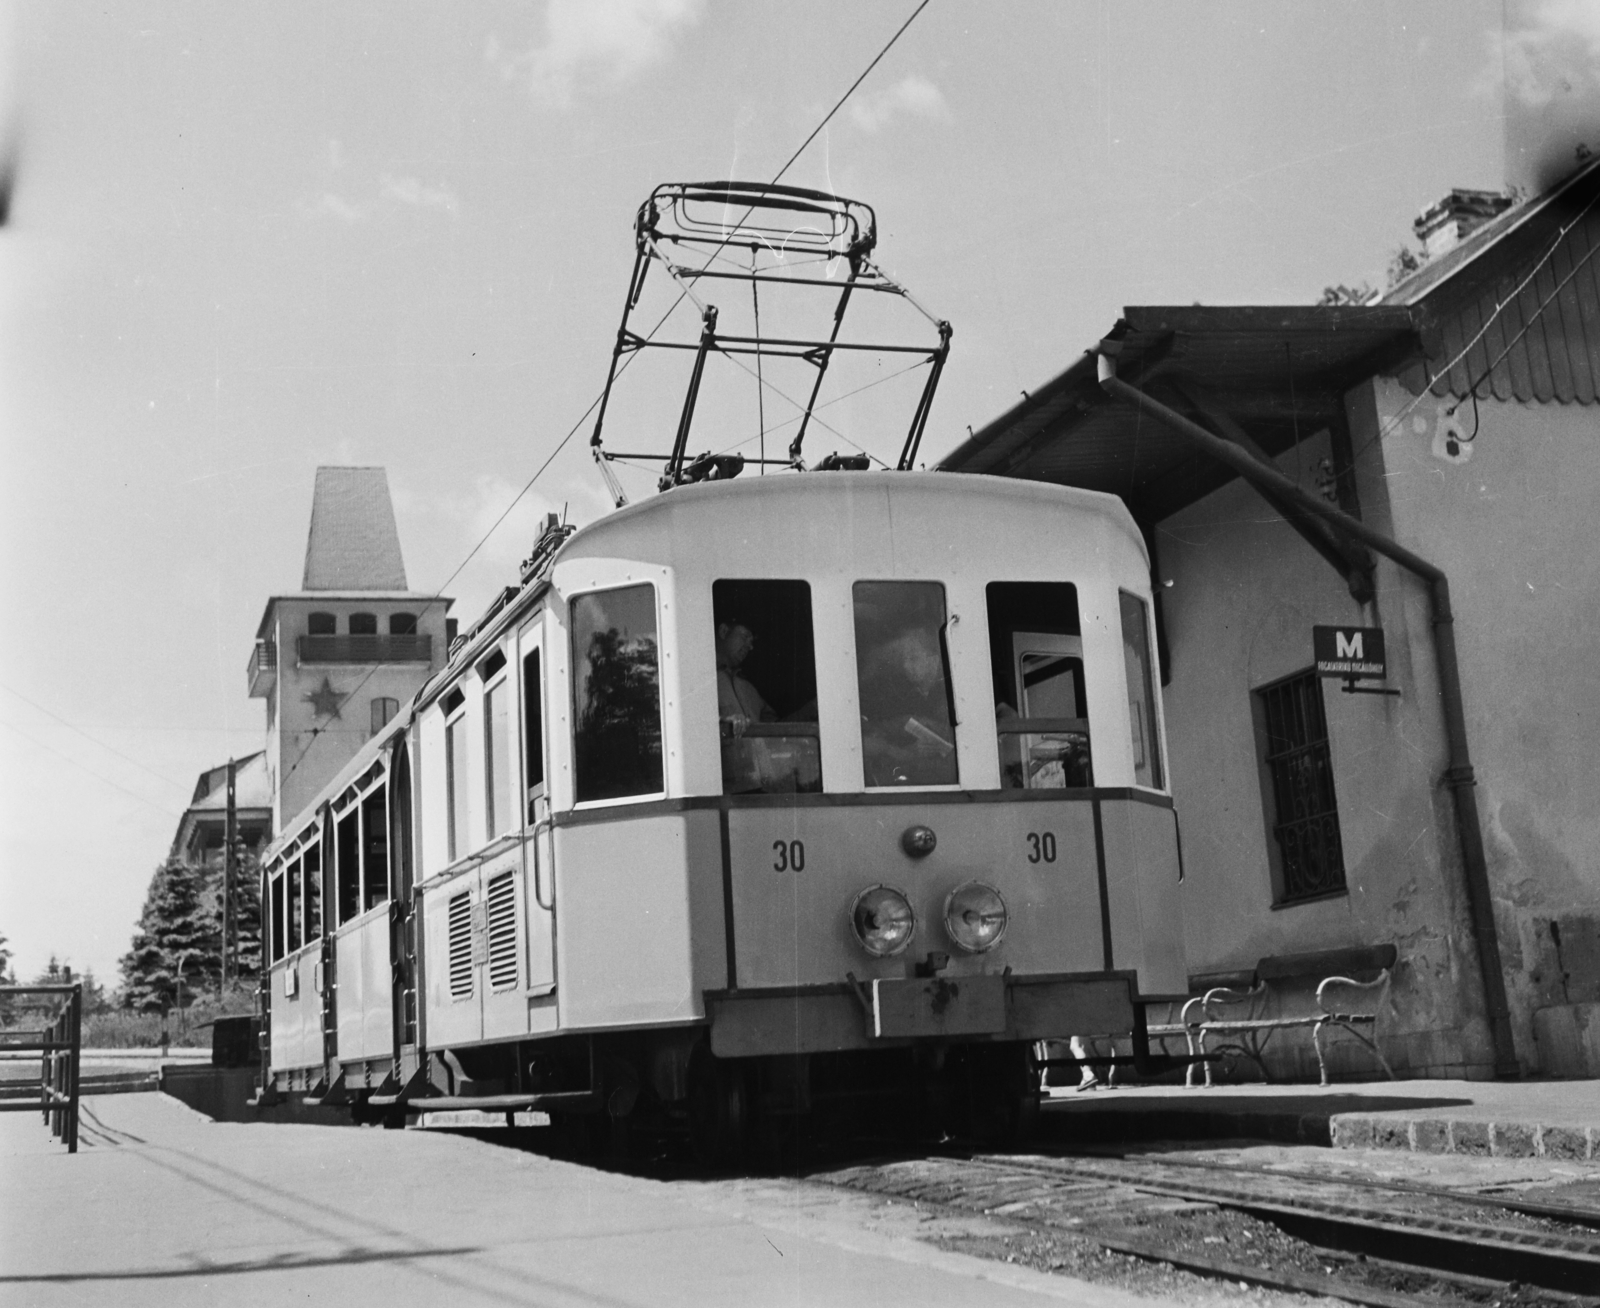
66, 985, 81, 1153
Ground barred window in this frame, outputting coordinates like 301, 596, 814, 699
1256, 670, 1346, 904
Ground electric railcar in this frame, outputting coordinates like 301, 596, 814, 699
258, 470, 1186, 1154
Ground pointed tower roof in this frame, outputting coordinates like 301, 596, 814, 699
302, 466, 409, 591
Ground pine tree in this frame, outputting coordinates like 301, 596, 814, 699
117, 851, 263, 1012
118, 860, 220, 1012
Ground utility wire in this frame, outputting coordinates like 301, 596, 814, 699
0, 680, 193, 792
279, 0, 932, 795
1352, 182, 1600, 463
0, 719, 182, 819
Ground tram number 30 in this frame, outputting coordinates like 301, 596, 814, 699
773, 840, 806, 872
1026, 832, 1057, 864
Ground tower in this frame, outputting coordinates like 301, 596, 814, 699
247, 467, 452, 829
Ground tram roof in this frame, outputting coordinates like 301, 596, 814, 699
936, 305, 1422, 523
265, 705, 412, 862
561, 469, 1145, 555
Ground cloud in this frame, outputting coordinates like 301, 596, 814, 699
847, 75, 949, 134
380, 174, 460, 217
486, 0, 704, 109
297, 192, 365, 224
1498, 0, 1600, 108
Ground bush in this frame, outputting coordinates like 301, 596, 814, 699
83, 1010, 205, 1049
82, 982, 258, 1048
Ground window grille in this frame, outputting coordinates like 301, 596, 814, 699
447, 891, 474, 1000
485, 871, 518, 992
1257, 671, 1346, 903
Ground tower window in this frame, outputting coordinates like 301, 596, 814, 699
390, 612, 418, 635
308, 612, 336, 636
371, 697, 399, 735
349, 613, 378, 635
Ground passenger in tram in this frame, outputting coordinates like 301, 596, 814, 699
715, 620, 774, 729
717, 618, 777, 794
858, 624, 957, 787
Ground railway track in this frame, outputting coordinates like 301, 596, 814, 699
813, 1150, 1600, 1306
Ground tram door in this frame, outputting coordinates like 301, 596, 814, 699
316, 809, 338, 1069
519, 617, 556, 997
387, 740, 418, 1070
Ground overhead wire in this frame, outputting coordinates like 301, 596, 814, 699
0, 680, 194, 792
0, 719, 182, 819
1350, 182, 1600, 464
278, 0, 933, 793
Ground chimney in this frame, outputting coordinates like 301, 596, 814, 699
1413, 189, 1515, 260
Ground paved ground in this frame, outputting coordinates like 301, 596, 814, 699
1046, 1076, 1600, 1156
1, 1093, 1176, 1308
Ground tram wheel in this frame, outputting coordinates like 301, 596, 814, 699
687, 1049, 750, 1169
965, 1043, 1040, 1147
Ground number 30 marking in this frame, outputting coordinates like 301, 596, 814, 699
1026, 832, 1057, 864
773, 840, 806, 872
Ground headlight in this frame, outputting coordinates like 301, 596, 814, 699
850, 885, 916, 957
944, 881, 1007, 953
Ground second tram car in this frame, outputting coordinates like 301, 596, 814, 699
259, 470, 1186, 1155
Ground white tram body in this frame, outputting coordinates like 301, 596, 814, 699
261, 471, 1185, 1142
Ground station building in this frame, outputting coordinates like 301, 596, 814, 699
168, 751, 273, 869
248, 467, 452, 829
940, 158, 1600, 1080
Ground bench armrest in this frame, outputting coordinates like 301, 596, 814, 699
1315, 968, 1391, 1015
1200, 981, 1267, 1020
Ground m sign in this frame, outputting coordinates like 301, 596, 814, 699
1312, 625, 1386, 679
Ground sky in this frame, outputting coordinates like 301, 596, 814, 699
0, 0, 1560, 982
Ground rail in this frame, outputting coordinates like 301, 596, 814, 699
0, 983, 82, 1153
818, 1148, 1600, 1303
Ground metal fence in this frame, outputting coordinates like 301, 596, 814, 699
0, 984, 81, 1152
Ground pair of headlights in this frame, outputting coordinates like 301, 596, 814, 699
850, 881, 1007, 957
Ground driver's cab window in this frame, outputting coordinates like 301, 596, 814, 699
712, 580, 821, 795
853, 581, 958, 787
987, 582, 1091, 789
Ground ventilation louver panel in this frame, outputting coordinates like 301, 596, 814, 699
486, 871, 519, 992
448, 890, 473, 1000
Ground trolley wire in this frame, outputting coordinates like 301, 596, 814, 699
277, 0, 934, 794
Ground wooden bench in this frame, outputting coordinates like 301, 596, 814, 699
1183, 945, 1398, 1087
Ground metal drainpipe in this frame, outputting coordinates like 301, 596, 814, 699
1097, 351, 1519, 1077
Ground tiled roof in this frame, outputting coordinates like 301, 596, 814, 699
1387, 159, 1600, 405
187, 751, 272, 810
302, 467, 409, 591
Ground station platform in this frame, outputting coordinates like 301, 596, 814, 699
1041, 1078, 1600, 1158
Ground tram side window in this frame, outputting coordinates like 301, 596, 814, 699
986, 582, 1091, 790
286, 856, 302, 952
269, 870, 285, 963
712, 579, 821, 795
523, 646, 545, 818
444, 690, 468, 860
483, 658, 511, 839
571, 585, 663, 802
361, 787, 389, 912
336, 810, 361, 925
1119, 591, 1164, 789
854, 581, 958, 787
303, 846, 322, 938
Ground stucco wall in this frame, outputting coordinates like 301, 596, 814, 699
1156, 422, 1498, 1079
269, 597, 449, 827
1360, 376, 1600, 1074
